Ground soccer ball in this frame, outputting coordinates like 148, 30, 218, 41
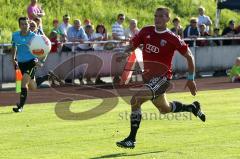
29, 35, 51, 58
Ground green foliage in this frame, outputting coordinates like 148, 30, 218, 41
0, 0, 240, 43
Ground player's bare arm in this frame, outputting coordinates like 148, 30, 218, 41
182, 48, 197, 96
11, 46, 17, 68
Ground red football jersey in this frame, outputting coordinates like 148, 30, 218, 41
131, 26, 188, 80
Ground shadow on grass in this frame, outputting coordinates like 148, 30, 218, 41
90, 150, 166, 159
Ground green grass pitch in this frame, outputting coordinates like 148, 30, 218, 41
0, 88, 240, 159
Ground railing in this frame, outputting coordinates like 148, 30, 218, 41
1, 36, 240, 52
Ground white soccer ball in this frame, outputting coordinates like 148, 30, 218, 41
29, 35, 51, 58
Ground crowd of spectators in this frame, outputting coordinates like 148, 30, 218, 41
26, 1, 240, 51
25, 1, 240, 84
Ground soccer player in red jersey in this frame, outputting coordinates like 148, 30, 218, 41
116, 7, 206, 149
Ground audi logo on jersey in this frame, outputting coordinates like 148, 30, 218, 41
146, 44, 159, 53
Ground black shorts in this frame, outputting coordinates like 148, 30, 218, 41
18, 59, 36, 79
145, 76, 170, 100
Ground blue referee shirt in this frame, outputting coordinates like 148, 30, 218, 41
12, 31, 36, 62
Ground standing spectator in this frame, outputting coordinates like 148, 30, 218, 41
124, 19, 140, 39
183, 18, 200, 46
59, 14, 72, 37
170, 17, 183, 38
222, 20, 237, 45
112, 13, 126, 83
112, 13, 125, 40
95, 24, 108, 41
27, 0, 45, 20
198, 6, 212, 34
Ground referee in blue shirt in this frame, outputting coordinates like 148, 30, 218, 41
11, 17, 38, 112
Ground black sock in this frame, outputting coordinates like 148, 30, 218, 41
127, 109, 142, 142
170, 101, 194, 113
19, 88, 28, 107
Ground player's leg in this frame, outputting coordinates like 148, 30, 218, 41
152, 93, 171, 114
13, 73, 31, 112
28, 78, 37, 90
152, 94, 206, 122
13, 61, 35, 112
116, 85, 152, 149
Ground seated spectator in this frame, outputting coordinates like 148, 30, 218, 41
183, 18, 200, 46
84, 24, 106, 85
222, 20, 237, 45
170, 17, 183, 38
85, 24, 102, 41
212, 28, 221, 46
112, 13, 125, 40
49, 31, 62, 53
124, 19, 139, 39
197, 24, 209, 46
33, 17, 44, 35
67, 19, 89, 51
198, 6, 212, 34
27, 0, 45, 20
228, 57, 240, 82
29, 20, 38, 33
67, 19, 88, 42
96, 24, 108, 41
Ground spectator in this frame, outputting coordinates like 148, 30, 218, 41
170, 17, 183, 38
211, 28, 221, 46
198, 6, 212, 34
27, 0, 45, 20
112, 13, 126, 83
49, 31, 62, 53
112, 13, 125, 40
183, 18, 200, 46
67, 19, 87, 42
33, 17, 44, 35
51, 19, 65, 42
52, 19, 63, 35
124, 19, 140, 39
85, 25, 102, 41
66, 19, 89, 52
228, 57, 240, 82
197, 24, 209, 46
29, 20, 38, 33
84, 19, 91, 26
222, 20, 237, 45
96, 24, 108, 41
59, 14, 72, 37
65, 19, 88, 84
